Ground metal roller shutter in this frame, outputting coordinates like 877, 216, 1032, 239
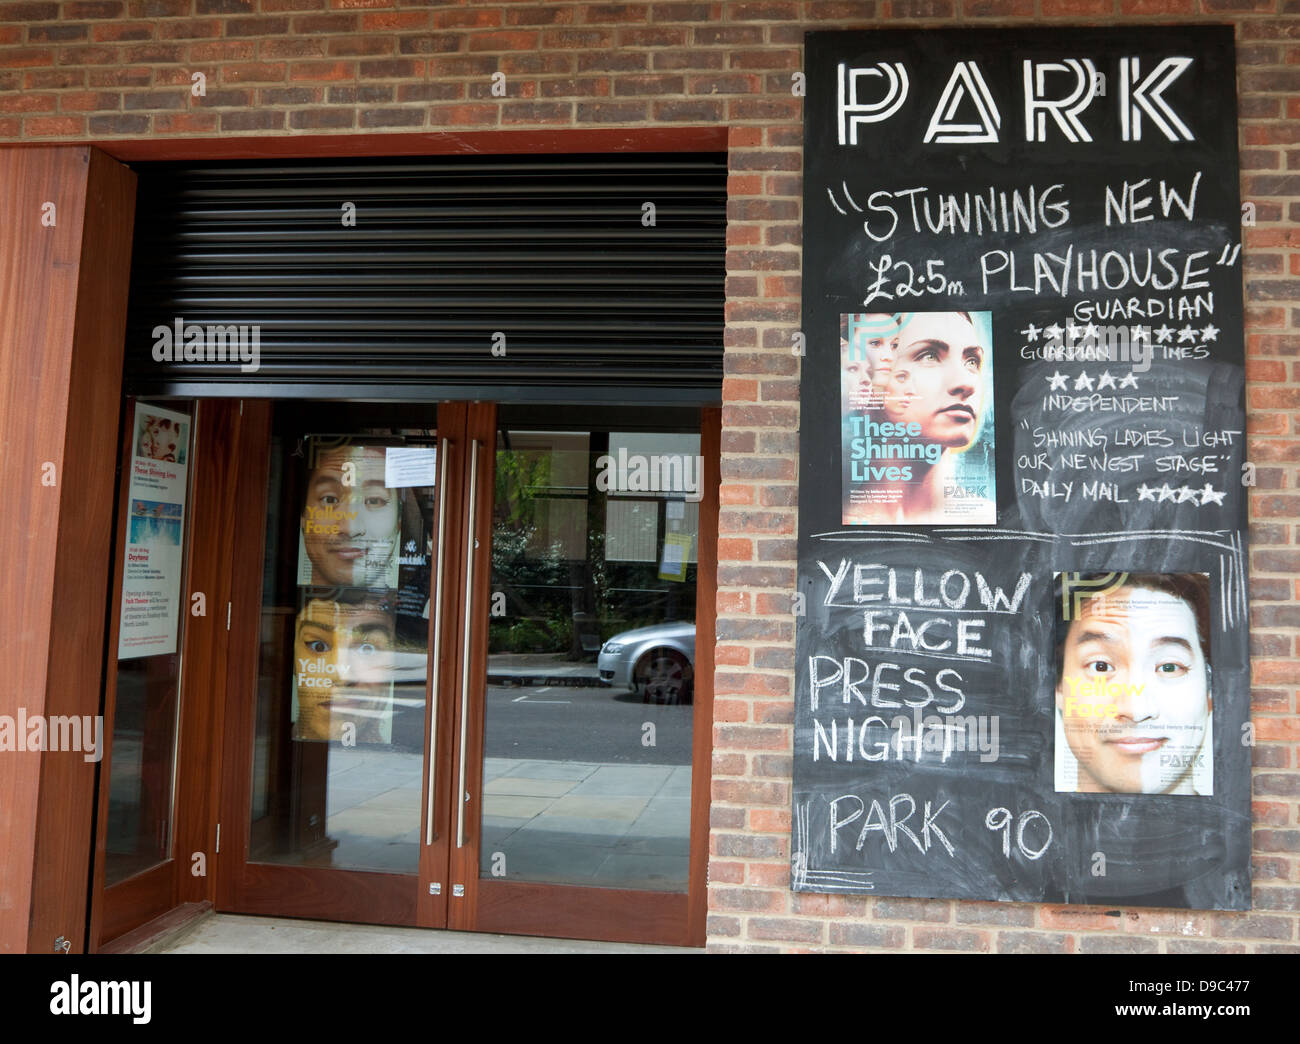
121, 152, 727, 404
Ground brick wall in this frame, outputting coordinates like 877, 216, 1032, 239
2, 0, 1296, 953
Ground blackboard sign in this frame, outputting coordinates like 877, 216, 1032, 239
794, 27, 1250, 910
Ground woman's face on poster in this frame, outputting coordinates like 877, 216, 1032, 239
841, 314, 899, 411
301, 446, 401, 587
1056, 586, 1211, 794
882, 312, 986, 449
293, 597, 395, 742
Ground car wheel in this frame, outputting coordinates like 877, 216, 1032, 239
635, 647, 692, 705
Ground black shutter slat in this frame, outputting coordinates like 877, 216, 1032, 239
122, 153, 727, 404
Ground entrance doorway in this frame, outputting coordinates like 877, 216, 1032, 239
192, 399, 716, 946
88, 144, 724, 951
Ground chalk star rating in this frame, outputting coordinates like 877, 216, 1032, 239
1021, 323, 1041, 342
1177, 324, 1198, 343
1044, 323, 1063, 344
1200, 324, 1220, 342
1138, 482, 1225, 506
1046, 369, 1138, 391
1130, 325, 1151, 344
1154, 324, 1175, 344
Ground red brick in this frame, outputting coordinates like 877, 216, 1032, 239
0, 93, 54, 112
155, 111, 219, 133
747, 917, 822, 943
749, 808, 791, 833
289, 61, 353, 82
0, 49, 54, 69
66, 0, 124, 15
23, 115, 85, 136
1041, 0, 1114, 10
90, 22, 153, 42
885, 0, 955, 13
468, 31, 539, 51
223, 62, 286, 83
711, 886, 785, 913
829, 922, 905, 948
223, 109, 286, 131
58, 91, 119, 111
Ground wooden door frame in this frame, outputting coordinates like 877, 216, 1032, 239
214, 400, 470, 927
77, 125, 728, 949
449, 405, 718, 947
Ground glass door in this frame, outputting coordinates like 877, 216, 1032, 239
219, 400, 715, 945
445, 408, 708, 944
220, 400, 465, 927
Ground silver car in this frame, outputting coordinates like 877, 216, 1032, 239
598, 622, 696, 705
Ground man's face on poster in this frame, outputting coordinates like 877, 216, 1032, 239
294, 597, 396, 742
301, 445, 401, 587
1057, 586, 1211, 794
883, 312, 985, 449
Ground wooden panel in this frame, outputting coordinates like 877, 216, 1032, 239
215, 400, 273, 913
91, 400, 245, 951
173, 401, 243, 908
95, 127, 728, 164
98, 901, 212, 955
88, 399, 154, 950
446, 403, 499, 933
95, 862, 173, 946
473, 881, 689, 947
416, 402, 466, 928
686, 406, 720, 947
232, 865, 417, 927
0, 146, 136, 954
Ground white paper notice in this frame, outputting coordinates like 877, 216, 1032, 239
118, 404, 191, 660
384, 446, 437, 488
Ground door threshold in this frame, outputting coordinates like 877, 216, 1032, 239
143, 913, 699, 954
98, 901, 214, 954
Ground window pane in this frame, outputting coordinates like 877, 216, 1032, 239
481, 427, 699, 892
248, 405, 436, 874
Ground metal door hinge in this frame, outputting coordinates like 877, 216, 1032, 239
429, 882, 441, 896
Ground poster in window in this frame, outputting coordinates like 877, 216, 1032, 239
117, 404, 191, 659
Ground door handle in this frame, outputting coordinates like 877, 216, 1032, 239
425, 437, 451, 847
457, 438, 480, 850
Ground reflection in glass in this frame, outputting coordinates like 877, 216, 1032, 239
105, 400, 194, 887
249, 405, 435, 874
481, 427, 699, 892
